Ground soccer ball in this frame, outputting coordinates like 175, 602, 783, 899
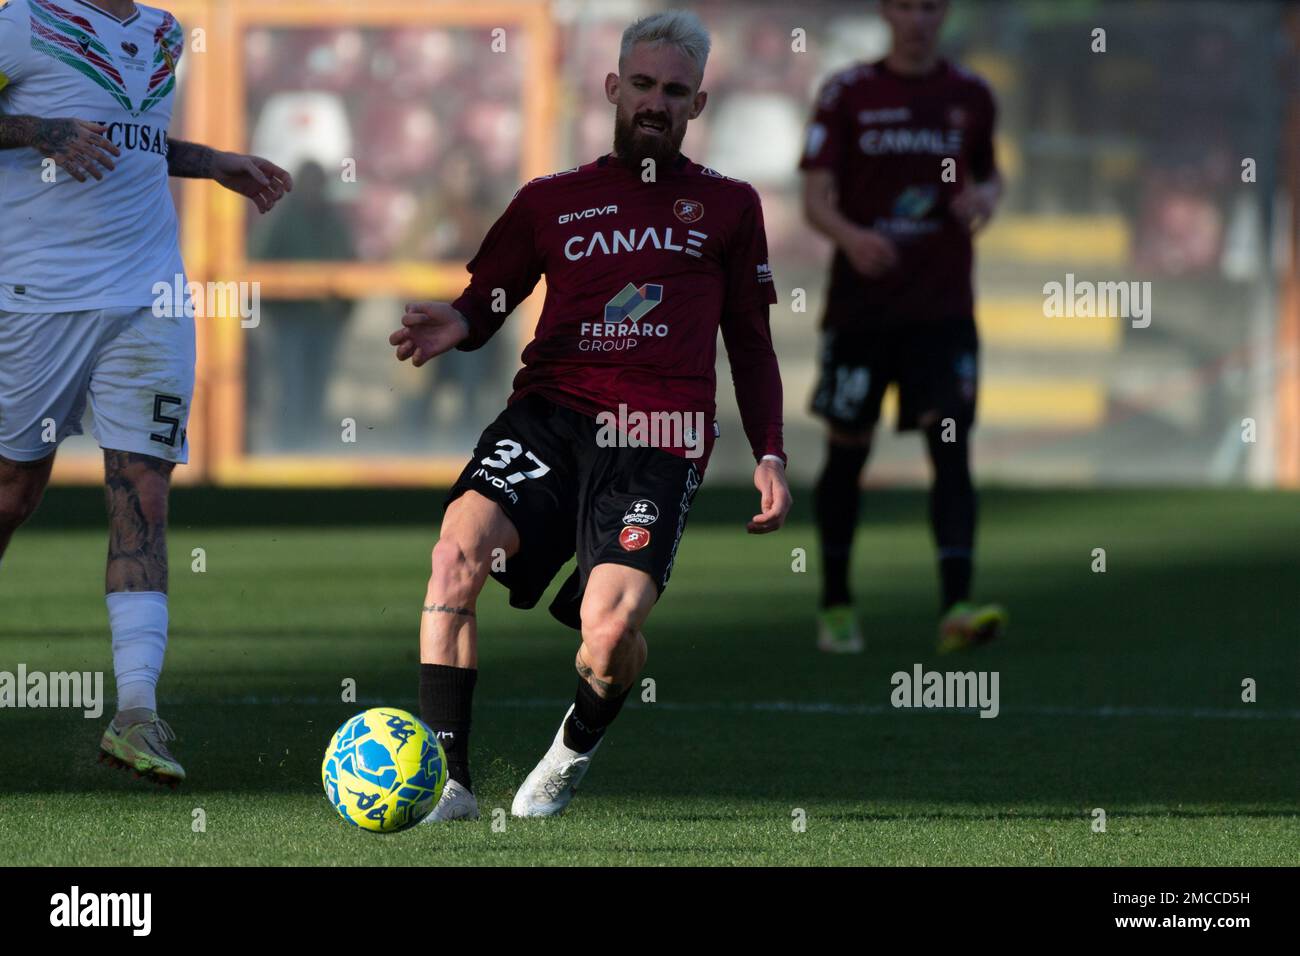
321, 707, 447, 833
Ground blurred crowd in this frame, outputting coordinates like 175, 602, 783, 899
227, 0, 1289, 483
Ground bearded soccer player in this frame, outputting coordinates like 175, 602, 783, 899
0, 0, 291, 783
800, 0, 1006, 655
391, 10, 790, 821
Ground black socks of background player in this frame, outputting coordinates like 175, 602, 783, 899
419, 663, 476, 791
563, 678, 631, 754
925, 423, 976, 612
814, 440, 871, 608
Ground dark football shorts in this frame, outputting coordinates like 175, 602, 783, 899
810, 318, 979, 433
444, 393, 704, 630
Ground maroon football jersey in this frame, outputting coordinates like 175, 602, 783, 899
799, 59, 998, 328
451, 153, 784, 466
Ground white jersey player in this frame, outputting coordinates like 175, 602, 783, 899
0, 0, 292, 784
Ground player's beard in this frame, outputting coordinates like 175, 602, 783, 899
612, 105, 683, 172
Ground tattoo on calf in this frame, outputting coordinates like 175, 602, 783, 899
423, 603, 474, 617
575, 652, 623, 698
104, 451, 173, 593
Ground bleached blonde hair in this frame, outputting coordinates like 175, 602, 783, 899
619, 10, 711, 83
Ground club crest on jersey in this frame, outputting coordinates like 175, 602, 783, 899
619, 526, 651, 552
673, 199, 704, 224
623, 499, 659, 527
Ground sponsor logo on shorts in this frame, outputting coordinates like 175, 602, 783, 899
673, 199, 704, 223
471, 438, 552, 506
662, 464, 701, 585
619, 526, 651, 552
472, 467, 520, 504
623, 499, 659, 526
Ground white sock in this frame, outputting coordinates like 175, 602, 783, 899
107, 591, 169, 714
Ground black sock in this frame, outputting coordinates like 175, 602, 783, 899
938, 555, 973, 611
925, 423, 976, 612
563, 678, 630, 753
419, 663, 476, 790
814, 439, 871, 608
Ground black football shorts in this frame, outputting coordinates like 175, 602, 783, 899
810, 318, 979, 433
444, 392, 704, 630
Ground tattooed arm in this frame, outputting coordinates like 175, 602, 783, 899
166, 136, 294, 213
0, 116, 119, 181
164, 137, 215, 178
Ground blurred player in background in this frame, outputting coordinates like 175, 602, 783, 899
0, 0, 290, 783
391, 10, 790, 822
800, 0, 1006, 654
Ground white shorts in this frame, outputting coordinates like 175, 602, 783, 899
0, 307, 195, 463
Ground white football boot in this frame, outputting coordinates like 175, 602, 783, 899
511, 704, 601, 818
422, 778, 480, 822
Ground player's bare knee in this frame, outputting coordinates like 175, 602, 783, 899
428, 536, 490, 604
0, 488, 40, 532
0, 460, 52, 532
579, 609, 639, 671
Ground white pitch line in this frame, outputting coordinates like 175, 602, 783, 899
181, 695, 1300, 720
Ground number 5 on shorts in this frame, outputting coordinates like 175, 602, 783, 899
150, 394, 185, 447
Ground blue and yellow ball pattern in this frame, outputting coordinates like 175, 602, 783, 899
321, 707, 447, 833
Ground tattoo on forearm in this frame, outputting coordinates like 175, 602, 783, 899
423, 603, 474, 617
104, 450, 173, 593
0, 116, 76, 152
166, 138, 215, 178
575, 652, 623, 698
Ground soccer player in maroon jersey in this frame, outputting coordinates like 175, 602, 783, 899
390, 10, 791, 821
800, 0, 1007, 654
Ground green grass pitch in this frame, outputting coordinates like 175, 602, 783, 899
0, 488, 1296, 866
